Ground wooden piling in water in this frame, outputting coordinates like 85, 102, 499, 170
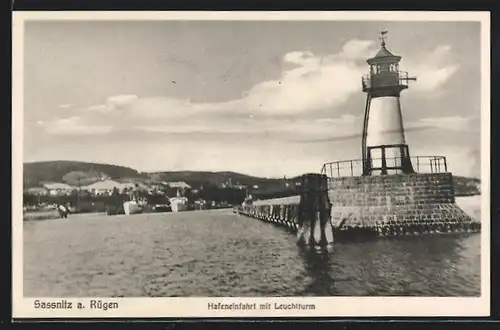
296, 173, 332, 246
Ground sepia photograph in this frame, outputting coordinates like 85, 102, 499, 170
12, 11, 490, 318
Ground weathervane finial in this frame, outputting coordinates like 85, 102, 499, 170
379, 29, 388, 47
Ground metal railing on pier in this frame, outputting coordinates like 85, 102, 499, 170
320, 156, 448, 178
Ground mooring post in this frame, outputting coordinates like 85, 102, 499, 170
296, 175, 308, 244
318, 175, 331, 246
298, 173, 314, 245
297, 173, 331, 246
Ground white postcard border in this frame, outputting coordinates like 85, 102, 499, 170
12, 11, 491, 318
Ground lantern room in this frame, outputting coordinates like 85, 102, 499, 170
362, 33, 415, 97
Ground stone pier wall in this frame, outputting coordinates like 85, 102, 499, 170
237, 200, 301, 231
235, 172, 480, 242
328, 172, 476, 229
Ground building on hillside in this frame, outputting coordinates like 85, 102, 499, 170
99, 173, 111, 181
43, 182, 76, 196
82, 179, 126, 196
162, 181, 192, 190
148, 184, 167, 196
161, 181, 192, 198
24, 187, 49, 196
133, 181, 150, 192
119, 178, 147, 190
114, 181, 136, 194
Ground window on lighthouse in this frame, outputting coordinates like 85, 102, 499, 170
379, 63, 390, 72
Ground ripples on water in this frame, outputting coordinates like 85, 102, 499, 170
24, 209, 481, 297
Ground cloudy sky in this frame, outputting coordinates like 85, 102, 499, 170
23, 20, 482, 178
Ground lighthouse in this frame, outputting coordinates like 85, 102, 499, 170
361, 31, 417, 176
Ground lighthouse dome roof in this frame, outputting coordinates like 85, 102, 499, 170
367, 44, 401, 64
374, 45, 395, 58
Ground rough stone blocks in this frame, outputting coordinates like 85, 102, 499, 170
328, 173, 474, 227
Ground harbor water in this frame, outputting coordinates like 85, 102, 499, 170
24, 201, 481, 297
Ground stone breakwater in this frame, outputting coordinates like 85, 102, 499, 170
329, 172, 481, 240
236, 198, 301, 231
235, 173, 481, 242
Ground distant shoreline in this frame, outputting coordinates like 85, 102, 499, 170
23, 195, 481, 223
23, 211, 107, 222
23, 207, 232, 222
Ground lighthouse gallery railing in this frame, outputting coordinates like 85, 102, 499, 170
362, 70, 410, 91
321, 156, 448, 178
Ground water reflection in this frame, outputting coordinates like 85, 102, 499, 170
294, 233, 480, 296
298, 243, 337, 296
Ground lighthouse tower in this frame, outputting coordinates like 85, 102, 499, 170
361, 31, 417, 176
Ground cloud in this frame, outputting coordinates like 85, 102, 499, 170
86, 95, 139, 115
133, 114, 364, 141
338, 39, 376, 60
38, 40, 460, 138
283, 51, 317, 65
416, 115, 479, 133
36, 116, 113, 136
298, 125, 435, 144
411, 145, 480, 178
58, 104, 73, 109
106, 94, 139, 107
294, 114, 478, 144
404, 45, 459, 94
87, 104, 115, 114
